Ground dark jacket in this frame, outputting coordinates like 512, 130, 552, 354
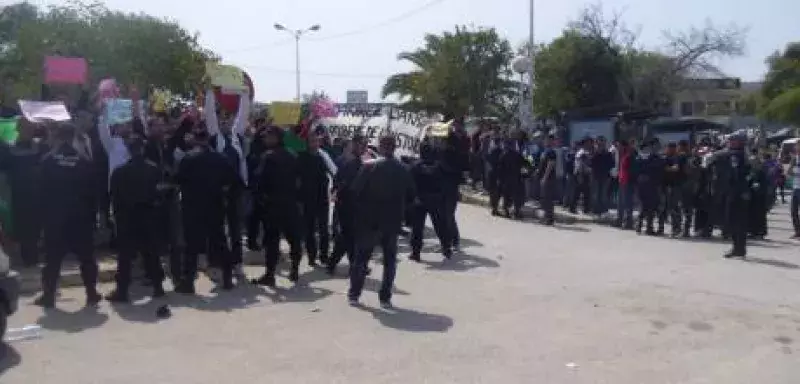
297, 150, 330, 203
40, 143, 96, 225
175, 147, 238, 211
352, 157, 415, 232
255, 147, 300, 206
110, 157, 162, 211
410, 159, 445, 200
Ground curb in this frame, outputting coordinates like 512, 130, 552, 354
459, 190, 595, 224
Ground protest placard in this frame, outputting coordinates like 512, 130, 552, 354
18, 101, 71, 123
206, 63, 247, 92
269, 102, 302, 126
44, 56, 88, 84
105, 99, 134, 125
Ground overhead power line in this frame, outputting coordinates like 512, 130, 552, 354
243, 65, 389, 79
307, 0, 447, 42
219, 0, 446, 53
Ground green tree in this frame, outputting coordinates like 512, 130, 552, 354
759, 42, 800, 125
382, 26, 515, 119
532, 4, 747, 117
0, 0, 216, 104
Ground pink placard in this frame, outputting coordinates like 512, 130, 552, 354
44, 56, 88, 84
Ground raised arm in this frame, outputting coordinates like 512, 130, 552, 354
231, 94, 250, 136
204, 90, 221, 137
97, 103, 113, 155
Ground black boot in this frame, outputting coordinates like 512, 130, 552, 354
252, 273, 276, 287
33, 293, 56, 309
289, 265, 300, 283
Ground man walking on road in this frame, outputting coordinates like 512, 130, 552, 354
348, 135, 415, 308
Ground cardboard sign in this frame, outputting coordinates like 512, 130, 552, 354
206, 63, 247, 91
312, 104, 435, 157
18, 100, 71, 123
269, 102, 302, 126
44, 56, 88, 84
105, 99, 133, 125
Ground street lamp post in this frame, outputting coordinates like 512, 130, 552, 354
529, 0, 535, 121
274, 23, 321, 101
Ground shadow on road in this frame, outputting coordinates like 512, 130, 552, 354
356, 305, 453, 333
741, 257, 800, 270
0, 344, 21, 377
36, 307, 109, 333
420, 251, 499, 272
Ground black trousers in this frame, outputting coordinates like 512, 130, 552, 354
42, 214, 98, 298
501, 180, 525, 214
540, 180, 556, 223
443, 185, 460, 246
486, 171, 501, 212
410, 196, 450, 254
114, 207, 165, 291
181, 207, 230, 285
727, 198, 748, 255
637, 186, 659, 231
570, 176, 591, 214
302, 198, 330, 262
247, 189, 265, 247
224, 188, 243, 265
263, 202, 303, 276
329, 202, 355, 269
12, 201, 41, 267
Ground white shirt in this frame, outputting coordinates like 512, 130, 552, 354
97, 114, 130, 188
205, 91, 250, 186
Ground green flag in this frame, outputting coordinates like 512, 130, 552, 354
0, 117, 18, 144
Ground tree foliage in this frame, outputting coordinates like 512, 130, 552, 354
382, 25, 515, 119
759, 42, 800, 125
532, 3, 747, 117
0, 1, 216, 105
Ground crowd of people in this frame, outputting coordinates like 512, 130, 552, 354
467, 125, 789, 259
0, 85, 475, 310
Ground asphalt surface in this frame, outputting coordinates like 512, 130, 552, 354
1, 203, 799, 383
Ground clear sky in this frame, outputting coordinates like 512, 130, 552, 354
32, 0, 800, 103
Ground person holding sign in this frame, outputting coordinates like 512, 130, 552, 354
204, 88, 249, 283
35, 122, 100, 309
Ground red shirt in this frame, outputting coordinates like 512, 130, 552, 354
619, 148, 632, 185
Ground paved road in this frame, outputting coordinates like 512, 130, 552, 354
2, 203, 799, 383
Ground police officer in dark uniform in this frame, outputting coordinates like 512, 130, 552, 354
106, 131, 166, 302
484, 133, 504, 216
708, 145, 732, 238
327, 135, 367, 275
720, 135, 751, 258
409, 142, 452, 261
498, 139, 528, 219
297, 132, 331, 266
538, 135, 558, 225
659, 142, 683, 237
633, 140, 663, 235
251, 126, 304, 286
747, 150, 769, 239
35, 122, 100, 308
174, 121, 239, 294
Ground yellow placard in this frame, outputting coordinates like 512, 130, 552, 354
269, 102, 302, 126
426, 121, 452, 137
151, 88, 170, 112
205, 63, 247, 91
